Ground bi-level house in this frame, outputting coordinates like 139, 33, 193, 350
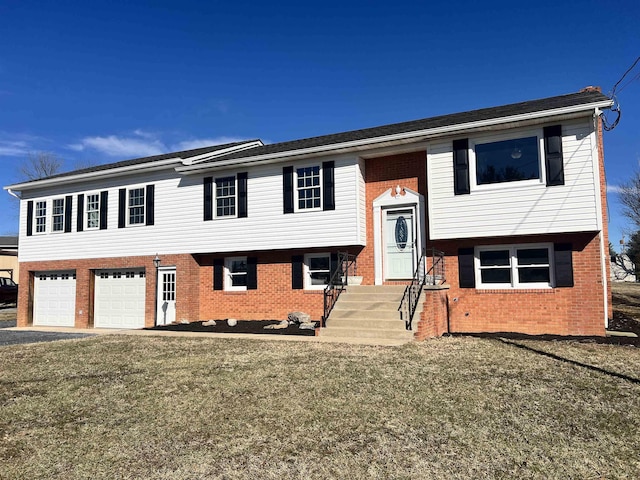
4, 88, 613, 340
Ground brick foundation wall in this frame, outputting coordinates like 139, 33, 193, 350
415, 288, 449, 340
431, 232, 607, 336
17, 254, 200, 329
197, 249, 352, 322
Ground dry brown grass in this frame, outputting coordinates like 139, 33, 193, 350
1, 335, 639, 479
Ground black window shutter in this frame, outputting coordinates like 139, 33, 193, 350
292, 255, 303, 289
238, 172, 248, 218
458, 247, 475, 288
64, 196, 73, 233
203, 177, 213, 221
554, 243, 573, 287
544, 125, 564, 186
26, 200, 33, 237
453, 139, 470, 195
213, 259, 224, 290
118, 188, 126, 228
77, 194, 84, 232
247, 256, 257, 290
323, 161, 335, 211
283, 166, 294, 214
145, 185, 155, 226
99, 191, 108, 230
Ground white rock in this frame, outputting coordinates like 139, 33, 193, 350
202, 320, 216, 326
227, 318, 237, 327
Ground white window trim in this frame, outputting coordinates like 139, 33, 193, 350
215, 175, 238, 219
468, 127, 546, 192
304, 252, 330, 290
474, 243, 554, 290
294, 164, 323, 212
85, 192, 101, 230
127, 186, 146, 227
224, 256, 247, 291
51, 197, 66, 233
34, 200, 48, 235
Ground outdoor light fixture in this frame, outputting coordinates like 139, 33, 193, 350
153, 254, 161, 269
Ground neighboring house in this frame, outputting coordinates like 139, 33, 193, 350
0, 236, 18, 283
611, 254, 636, 282
4, 88, 613, 338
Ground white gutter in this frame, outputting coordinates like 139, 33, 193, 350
6, 188, 21, 200
4, 157, 182, 191
182, 140, 264, 165
176, 99, 614, 174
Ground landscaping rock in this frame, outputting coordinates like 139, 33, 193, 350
263, 320, 289, 330
227, 318, 237, 327
299, 322, 317, 330
202, 320, 216, 326
287, 311, 310, 324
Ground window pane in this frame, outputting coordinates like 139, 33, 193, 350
480, 268, 511, 284
310, 272, 330, 285
476, 136, 539, 185
309, 256, 329, 271
479, 250, 510, 267
231, 274, 247, 287
230, 259, 247, 273
518, 267, 550, 283
517, 248, 549, 265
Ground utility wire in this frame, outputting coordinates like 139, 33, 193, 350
603, 56, 640, 131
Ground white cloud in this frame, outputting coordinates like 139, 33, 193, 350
607, 184, 624, 194
72, 135, 166, 158
172, 136, 250, 151
0, 140, 29, 156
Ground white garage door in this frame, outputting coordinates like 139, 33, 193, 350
34, 272, 77, 327
94, 269, 146, 329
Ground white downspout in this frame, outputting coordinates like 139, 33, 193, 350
593, 108, 609, 329
7, 188, 21, 200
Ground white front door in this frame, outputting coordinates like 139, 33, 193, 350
384, 208, 416, 279
157, 267, 176, 325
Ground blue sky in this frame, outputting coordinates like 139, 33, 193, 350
1, 0, 638, 248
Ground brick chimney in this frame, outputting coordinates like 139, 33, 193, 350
580, 86, 602, 93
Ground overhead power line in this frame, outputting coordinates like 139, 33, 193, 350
603, 56, 640, 132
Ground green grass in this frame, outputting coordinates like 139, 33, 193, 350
1, 335, 639, 479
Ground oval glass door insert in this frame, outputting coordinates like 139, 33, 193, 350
395, 216, 408, 250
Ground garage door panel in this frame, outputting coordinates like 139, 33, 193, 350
34, 272, 76, 327
94, 270, 146, 329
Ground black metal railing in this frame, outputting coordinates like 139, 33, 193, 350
398, 248, 445, 330
322, 252, 357, 327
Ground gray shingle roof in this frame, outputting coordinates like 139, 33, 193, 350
204, 90, 610, 163
18, 140, 261, 185
11, 90, 610, 185
0, 236, 18, 248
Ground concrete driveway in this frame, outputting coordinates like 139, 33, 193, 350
0, 307, 94, 346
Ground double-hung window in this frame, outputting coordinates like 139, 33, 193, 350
296, 166, 321, 210
128, 188, 145, 225
52, 198, 66, 232
86, 193, 100, 229
216, 176, 236, 217
304, 253, 330, 290
476, 244, 552, 289
35, 201, 47, 233
225, 257, 247, 290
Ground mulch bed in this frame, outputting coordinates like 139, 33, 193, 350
146, 320, 317, 336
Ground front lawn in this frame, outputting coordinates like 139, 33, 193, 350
1, 335, 639, 479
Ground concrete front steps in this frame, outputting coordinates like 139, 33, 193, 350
318, 285, 422, 346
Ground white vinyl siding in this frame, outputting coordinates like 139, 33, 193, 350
427, 117, 600, 239
18, 156, 363, 262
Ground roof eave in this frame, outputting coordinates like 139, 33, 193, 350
175, 99, 613, 173
4, 157, 183, 192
